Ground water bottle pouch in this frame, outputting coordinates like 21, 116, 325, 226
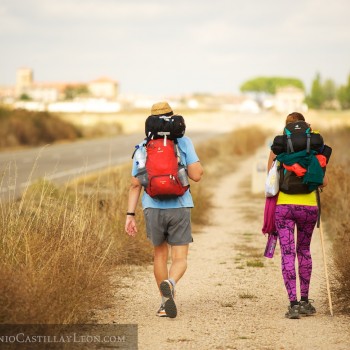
136, 168, 149, 187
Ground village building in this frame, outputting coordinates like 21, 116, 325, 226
274, 86, 307, 113
1, 67, 119, 103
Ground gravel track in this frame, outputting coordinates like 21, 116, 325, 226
98, 154, 350, 350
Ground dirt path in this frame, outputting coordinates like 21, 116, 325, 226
98, 155, 350, 350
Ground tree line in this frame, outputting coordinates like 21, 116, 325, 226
240, 74, 350, 110
306, 73, 350, 110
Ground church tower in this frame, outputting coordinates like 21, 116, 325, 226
15, 67, 33, 97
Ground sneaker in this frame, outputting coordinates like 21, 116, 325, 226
159, 280, 177, 318
156, 304, 167, 317
285, 305, 301, 319
299, 300, 316, 316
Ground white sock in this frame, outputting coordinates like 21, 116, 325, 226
168, 278, 176, 289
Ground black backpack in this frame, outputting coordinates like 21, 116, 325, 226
271, 121, 324, 155
279, 165, 313, 194
271, 121, 329, 194
145, 114, 186, 140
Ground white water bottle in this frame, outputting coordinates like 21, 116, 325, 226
178, 165, 189, 187
134, 145, 146, 168
134, 145, 148, 187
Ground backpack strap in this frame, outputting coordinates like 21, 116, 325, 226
284, 129, 294, 154
157, 131, 170, 146
286, 135, 294, 153
174, 139, 183, 165
306, 133, 311, 153
157, 115, 173, 146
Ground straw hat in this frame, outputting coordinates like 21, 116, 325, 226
150, 101, 174, 116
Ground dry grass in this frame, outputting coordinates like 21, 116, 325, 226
320, 127, 350, 314
0, 107, 123, 150
0, 166, 153, 324
239, 292, 257, 299
0, 126, 268, 324
246, 260, 264, 268
0, 107, 82, 149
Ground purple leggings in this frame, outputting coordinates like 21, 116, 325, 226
275, 204, 318, 301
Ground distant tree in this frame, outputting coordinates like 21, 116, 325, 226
323, 79, 337, 102
19, 93, 32, 101
240, 76, 305, 94
337, 74, 350, 110
322, 79, 338, 109
64, 85, 89, 100
305, 73, 324, 109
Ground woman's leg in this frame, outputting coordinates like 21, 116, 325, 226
275, 205, 298, 302
295, 206, 318, 299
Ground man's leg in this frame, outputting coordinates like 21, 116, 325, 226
159, 208, 191, 318
158, 244, 189, 318
169, 244, 189, 283
153, 241, 169, 287
154, 242, 171, 317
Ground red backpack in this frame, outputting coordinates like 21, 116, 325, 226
145, 139, 189, 198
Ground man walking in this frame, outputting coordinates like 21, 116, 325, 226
125, 101, 203, 318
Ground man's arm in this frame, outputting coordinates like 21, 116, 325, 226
187, 161, 203, 182
125, 177, 142, 237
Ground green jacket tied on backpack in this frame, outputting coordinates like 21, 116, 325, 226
276, 150, 324, 191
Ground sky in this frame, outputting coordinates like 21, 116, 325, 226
0, 0, 349, 96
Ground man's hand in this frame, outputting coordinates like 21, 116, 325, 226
125, 216, 137, 237
125, 177, 142, 237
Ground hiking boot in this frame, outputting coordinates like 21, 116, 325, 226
299, 300, 316, 316
285, 305, 301, 319
156, 304, 167, 317
159, 280, 177, 318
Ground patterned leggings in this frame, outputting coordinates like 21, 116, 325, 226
275, 204, 319, 301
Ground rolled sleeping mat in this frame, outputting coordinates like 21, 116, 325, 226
145, 114, 186, 140
271, 133, 324, 154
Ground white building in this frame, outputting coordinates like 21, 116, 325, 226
88, 77, 118, 100
274, 86, 307, 113
12, 68, 119, 103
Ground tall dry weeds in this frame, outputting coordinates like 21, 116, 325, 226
0, 126, 268, 324
0, 107, 81, 149
321, 127, 350, 314
0, 167, 152, 324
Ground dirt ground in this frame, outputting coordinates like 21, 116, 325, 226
97, 155, 350, 350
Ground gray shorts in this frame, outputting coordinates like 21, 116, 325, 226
143, 208, 193, 246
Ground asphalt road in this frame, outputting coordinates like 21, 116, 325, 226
0, 131, 216, 201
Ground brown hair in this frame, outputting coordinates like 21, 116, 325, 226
285, 112, 305, 125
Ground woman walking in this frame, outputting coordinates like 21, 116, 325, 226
268, 112, 329, 319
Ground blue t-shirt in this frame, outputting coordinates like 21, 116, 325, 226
131, 136, 199, 209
